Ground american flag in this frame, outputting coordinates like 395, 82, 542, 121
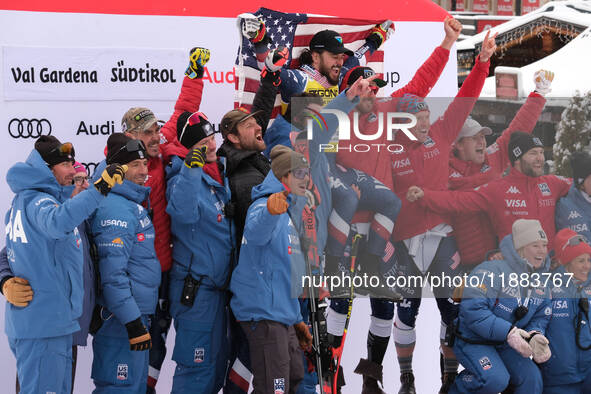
383, 241, 395, 263
234, 8, 387, 119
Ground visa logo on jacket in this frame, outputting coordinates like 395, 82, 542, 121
569, 223, 589, 232
505, 199, 527, 208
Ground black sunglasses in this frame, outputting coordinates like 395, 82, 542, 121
110, 140, 147, 163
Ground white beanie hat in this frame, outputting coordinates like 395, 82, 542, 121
512, 219, 547, 250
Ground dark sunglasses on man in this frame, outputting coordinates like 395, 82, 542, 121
110, 139, 147, 163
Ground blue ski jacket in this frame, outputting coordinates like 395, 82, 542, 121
91, 179, 160, 325
456, 234, 552, 343
540, 265, 591, 387
4, 149, 103, 339
230, 172, 306, 326
556, 184, 591, 241
166, 157, 235, 288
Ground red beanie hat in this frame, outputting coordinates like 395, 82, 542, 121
554, 228, 591, 265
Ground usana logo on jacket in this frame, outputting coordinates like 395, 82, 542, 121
100, 219, 128, 228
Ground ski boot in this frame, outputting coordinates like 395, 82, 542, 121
398, 371, 416, 394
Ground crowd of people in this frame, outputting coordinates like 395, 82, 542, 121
1, 11, 590, 394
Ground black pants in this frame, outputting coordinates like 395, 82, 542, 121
240, 321, 304, 394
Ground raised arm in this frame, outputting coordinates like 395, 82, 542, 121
407, 184, 492, 215
428, 31, 495, 145
160, 48, 208, 159
490, 72, 552, 172
166, 152, 209, 224
243, 195, 284, 246
391, 17, 461, 98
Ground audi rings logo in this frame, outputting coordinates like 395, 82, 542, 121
81, 162, 100, 176
8, 118, 52, 138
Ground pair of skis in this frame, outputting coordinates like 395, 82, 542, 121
320, 234, 363, 394
296, 204, 362, 393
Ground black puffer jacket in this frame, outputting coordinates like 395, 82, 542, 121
218, 69, 279, 247
217, 141, 270, 247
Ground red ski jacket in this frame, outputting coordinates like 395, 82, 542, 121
336, 46, 450, 189
160, 76, 205, 160
421, 167, 571, 249
448, 92, 546, 266
156, 76, 205, 270
146, 156, 172, 271
389, 56, 490, 241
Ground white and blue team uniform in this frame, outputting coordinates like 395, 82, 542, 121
5, 149, 104, 394
166, 156, 235, 394
540, 265, 591, 394
450, 234, 552, 394
556, 183, 591, 241
90, 179, 160, 393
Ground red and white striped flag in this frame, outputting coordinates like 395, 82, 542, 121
234, 7, 387, 119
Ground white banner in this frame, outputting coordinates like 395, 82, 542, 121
3, 46, 187, 101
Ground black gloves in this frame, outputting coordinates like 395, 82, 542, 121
125, 317, 152, 351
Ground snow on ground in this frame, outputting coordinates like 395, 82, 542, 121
0, 296, 445, 393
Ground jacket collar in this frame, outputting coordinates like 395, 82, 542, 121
111, 179, 150, 204
217, 139, 264, 175
449, 151, 490, 175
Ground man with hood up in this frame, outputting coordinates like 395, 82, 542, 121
4, 135, 125, 394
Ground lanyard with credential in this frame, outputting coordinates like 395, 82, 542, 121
514, 288, 533, 323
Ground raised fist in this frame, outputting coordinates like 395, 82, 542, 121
534, 69, 555, 96
367, 20, 394, 48
443, 16, 462, 42
238, 13, 266, 43
267, 190, 289, 215
264, 46, 289, 73
186, 47, 210, 79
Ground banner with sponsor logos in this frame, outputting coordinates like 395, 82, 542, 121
3, 47, 186, 101
0, 11, 457, 196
